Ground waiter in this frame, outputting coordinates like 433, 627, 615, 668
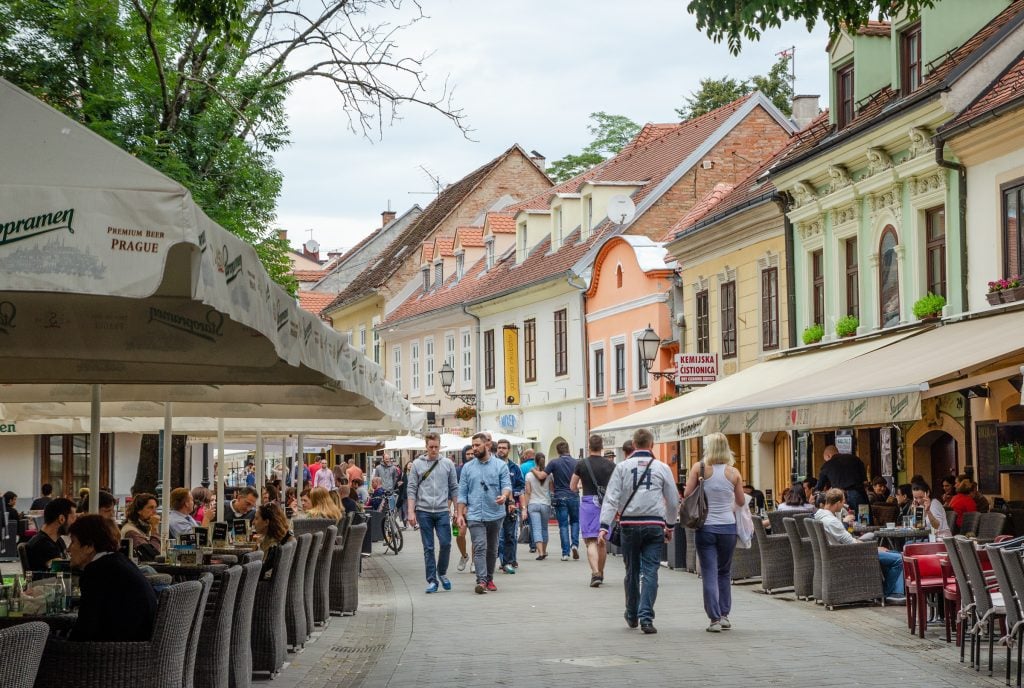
815, 445, 869, 514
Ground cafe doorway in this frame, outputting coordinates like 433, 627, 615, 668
913, 430, 958, 485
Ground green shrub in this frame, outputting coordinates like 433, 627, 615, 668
802, 324, 824, 345
835, 315, 859, 338
913, 293, 946, 319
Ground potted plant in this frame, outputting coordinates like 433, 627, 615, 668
654, 392, 678, 405
835, 315, 859, 338
987, 275, 1024, 305
802, 323, 824, 345
454, 406, 476, 421
912, 293, 946, 321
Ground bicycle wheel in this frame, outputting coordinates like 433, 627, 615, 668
389, 513, 404, 553
381, 513, 397, 553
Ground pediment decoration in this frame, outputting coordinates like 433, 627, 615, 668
756, 251, 780, 271
797, 218, 824, 241
790, 181, 818, 208
694, 276, 709, 294
909, 171, 946, 197
869, 183, 902, 219
831, 203, 860, 228
866, 147, 893, 175
907, 126, 934, 159
827, 165, 853, 193
716, 265, 737, 285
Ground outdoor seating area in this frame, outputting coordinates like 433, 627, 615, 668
0, 512, 366, 687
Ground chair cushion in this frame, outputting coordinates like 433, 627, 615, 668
911, 576, 945, 589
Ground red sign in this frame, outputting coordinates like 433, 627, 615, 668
674, 353, 719, 385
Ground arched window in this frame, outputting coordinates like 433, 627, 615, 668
616, 264, 623, 288
879, 226, 900, 327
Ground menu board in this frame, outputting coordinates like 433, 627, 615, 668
178, 532, 197, 547
976, 421, 1001, 494
212, 522, 229, 544
231, 520, 249, 542
194, 527, 210, 547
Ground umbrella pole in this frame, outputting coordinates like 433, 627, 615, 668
88, 385, 101, 511
297, 434, 305, 513
256, 431, 265, 503
217, 419, 225, 521
162, 403, 172, 542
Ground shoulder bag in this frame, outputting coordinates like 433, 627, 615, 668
609, 459, 655, 547
679, 461, 708, 529
581, 457, 607, 504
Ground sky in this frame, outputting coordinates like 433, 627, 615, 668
273, 1, 832, 257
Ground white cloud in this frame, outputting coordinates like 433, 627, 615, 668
273, 1, 831, 255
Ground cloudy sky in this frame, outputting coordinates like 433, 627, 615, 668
273, 1, 832, 256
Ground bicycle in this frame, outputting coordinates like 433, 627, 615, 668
377, 489, 404, 554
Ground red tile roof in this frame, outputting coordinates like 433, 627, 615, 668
421, 243, 434, 263
780, 2, 1024, 170
662, 182, 734, 240
485, 212, 517, 234
946, 50, 1024, 130
621, 123, 681, 154
292, 269, 327, 282
321, 145, 546, 315
857, 20, 891, 37
298, 291, 336, 316
434, 236, 455, 257
454, 226, 484, 247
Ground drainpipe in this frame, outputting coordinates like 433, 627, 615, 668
933, 138, 968, 314
461, 303, 482, 433
778, 193, 798, 348
567, 273, 590, 441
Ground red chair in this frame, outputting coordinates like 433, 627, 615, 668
903, 542, 946, 638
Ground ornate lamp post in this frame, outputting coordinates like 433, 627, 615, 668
637, 324, 676, 381
439, 361, 477, 405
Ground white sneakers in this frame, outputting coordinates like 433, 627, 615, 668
457, 555, 468, 572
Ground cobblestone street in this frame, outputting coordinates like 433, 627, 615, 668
267, 526, 1009, 688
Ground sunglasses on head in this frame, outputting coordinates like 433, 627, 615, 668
480, 481, 489, 493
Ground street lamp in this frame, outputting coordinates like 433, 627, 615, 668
637, 324, 676, 381
439, 361, 477, 405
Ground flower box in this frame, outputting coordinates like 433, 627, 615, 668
987, 285, 1024, 305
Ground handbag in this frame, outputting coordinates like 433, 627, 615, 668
679, 461, 708, 529
609, 459, 655, 547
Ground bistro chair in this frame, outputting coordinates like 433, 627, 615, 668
961, 512, 982, 537
979, 513, 1009, 541
0, 621, 47, 688
754, 519, 793, 594
34, 580, 205, 688
181, 573, 213, 688
805, 518, 824, 603
331, 522, 367, 616
684, 527, 697, 573
730, 531, 761, 581
286, 532, 313, 651
303, 530, 324, 638
902, 542, 946, 638
783, 517, 814, 600
871, 503, 899, 527
230, 560, 262, 688
807, 518, 883, 609
16, 542, 29, 573
314, 524, 338, 626
953, 536, 1006, 676
988, 545, 1024, 686
252, 539, 296, 678
999, 548, 1024, 687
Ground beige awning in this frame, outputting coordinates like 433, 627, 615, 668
706, 309, 1024, 433
590, 331, 913, 445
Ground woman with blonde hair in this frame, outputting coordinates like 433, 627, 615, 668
304, 486, 342, 522
683, 432, 745, 633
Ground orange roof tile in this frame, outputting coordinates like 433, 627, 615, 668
421, 242, 434, 263
946, 50, 1024, 130
292, 269, 327, 282
485, 212, 517, 234
857, 20, 891, 36
434, 236, 455, 257
454, 226, 485, 247
662, 183, 734, 241
298, 291, 336, 316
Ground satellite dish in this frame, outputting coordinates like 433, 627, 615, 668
304, 239, 320, 254
606, 195, 636, 225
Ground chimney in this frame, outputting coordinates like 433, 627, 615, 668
529, 149, 546, 170
791, 95, 820, 131
381, 210, 397, 227
277, 229, 287, 242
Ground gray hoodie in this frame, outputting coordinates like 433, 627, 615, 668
599, 451, 679, 530
406, 455, 458, 513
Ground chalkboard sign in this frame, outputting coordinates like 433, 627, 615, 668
212, 522, 229, 544
977, 420, 1001, 494
178, 532, 197, 547
194, 526, 209, 547
232, 519, 249, 542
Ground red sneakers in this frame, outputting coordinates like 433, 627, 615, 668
485, 580, 497, 592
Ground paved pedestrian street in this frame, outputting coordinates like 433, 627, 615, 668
268, 525, 1006, 688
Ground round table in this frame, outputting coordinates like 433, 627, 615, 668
876, 527, 931, 550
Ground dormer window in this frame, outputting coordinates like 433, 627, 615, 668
553, 208, 562, 250
456, 252, 465, 280
434, 261, 443, 288
421, 266, 430, 292
516, 222, 527, 262
836, 63, 855, 129
485, 236, 495, 269
900, 23, 922, 95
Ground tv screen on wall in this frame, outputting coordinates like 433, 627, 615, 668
997, 421, 1024, 471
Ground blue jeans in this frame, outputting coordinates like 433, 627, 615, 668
528, 503, 550, 545
695, 525, 737, 621
621, 525, 664, 625
499, 508, 518, 565
878, 550, 905, 596
553, 495, 579, 556
416, 510, 452, 584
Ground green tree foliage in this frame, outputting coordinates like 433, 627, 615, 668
547, 112, 641, 183
687, 0, 936, 55
0, 0, 465, 292
676, 55, 793, 120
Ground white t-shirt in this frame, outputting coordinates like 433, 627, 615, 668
927, 498, 952, 538
525, 472, 551, 507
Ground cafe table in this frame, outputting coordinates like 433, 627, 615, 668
876, 527, 931, 551
0, 612, 76, 635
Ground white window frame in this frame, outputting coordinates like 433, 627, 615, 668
632, 330, 649, 392
424, 336, 435, 394
610, 334, 627, 397
410, 339, 421, 394
589, 341, 606, 399
444, 331, 456, 367
434, 261, 443, 288
392, 344, 402, 392
460, 328, 472, 389
456, 252, 465, 280
516, 222, 527, 263
358, 326, 367, 355
485, 237, 495, 269
371, 316, 381, 365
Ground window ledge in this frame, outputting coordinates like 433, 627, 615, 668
611, 393, 628, 403
632, 391, 652, 401
589, 397, 608, 407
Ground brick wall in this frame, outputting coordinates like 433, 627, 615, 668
628, 107, 792, 239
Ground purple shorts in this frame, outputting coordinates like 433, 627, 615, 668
580, 495, 603, 539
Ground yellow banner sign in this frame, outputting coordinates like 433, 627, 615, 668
503, 325, 520, 406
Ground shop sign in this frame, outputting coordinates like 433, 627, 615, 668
674, 353, 719, 385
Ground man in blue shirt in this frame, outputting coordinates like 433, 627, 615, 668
457, 433, 512, 594
495, 440, 525, 573
542, 441, 580, 561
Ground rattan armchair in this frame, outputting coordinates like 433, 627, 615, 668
805, 517, 824, 602
286, 532, 312, 651
806, 518, 883, 609
978, 513, 1008, 540
331, 522, 367, 616
303, 531, 324, 638
33, 580, 205, 688
292, 518, 339, 627
251, 539, 296, 678
684, 528, 696, 573
230, 560, 262, 688
783, 517, 814, 600
182, 573, 213, 688
730, 531, 761, 581
0, 621, 47, 688
960, 511, 981, 536
754, 518, 793, 593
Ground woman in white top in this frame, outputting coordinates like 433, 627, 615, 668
683, 433, 745, 633
912, 480, 952, 538
522, 453, 552, 560
777, 482, 816, 512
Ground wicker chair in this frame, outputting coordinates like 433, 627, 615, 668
181, 573, 213, 688
806, 518, 883, 609
292, 518, 338, 627
230, 561, 261, 688
978, 513, 1008, 540
684, 528, 696, 573
870, 503, 899, 527
754, 519, 793, 593
987, 545, 1023, 684
730, 531, 761, 581
34, 580, 205, 688
0, 621, 47, 688
960, 511, 981, 536
286, 532, 313, 651
998, 547, 1024, 686
805, 517, 823, 602
954, 536, 1005, 675
783, 517, 814, 600
16, 542, 29, 573
241, 550, 263, 564
251, 539, 296, 678
331, 522, 367, 616
303, 531, 324, 638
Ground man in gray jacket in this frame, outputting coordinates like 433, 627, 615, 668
407, 432, 459, 593
599, 428, 679, 635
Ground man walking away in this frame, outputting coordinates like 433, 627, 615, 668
815, 445, 869, 515
572, 435, 616, 587
599, 429, 678, 635
457, 433, 511, 594
496, 439, 524, 574
542, 441, 580, 561
407, 432, 459, 593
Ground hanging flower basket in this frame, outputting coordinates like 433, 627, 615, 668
987, 276, 1024, 305
454, 406, 476, 421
